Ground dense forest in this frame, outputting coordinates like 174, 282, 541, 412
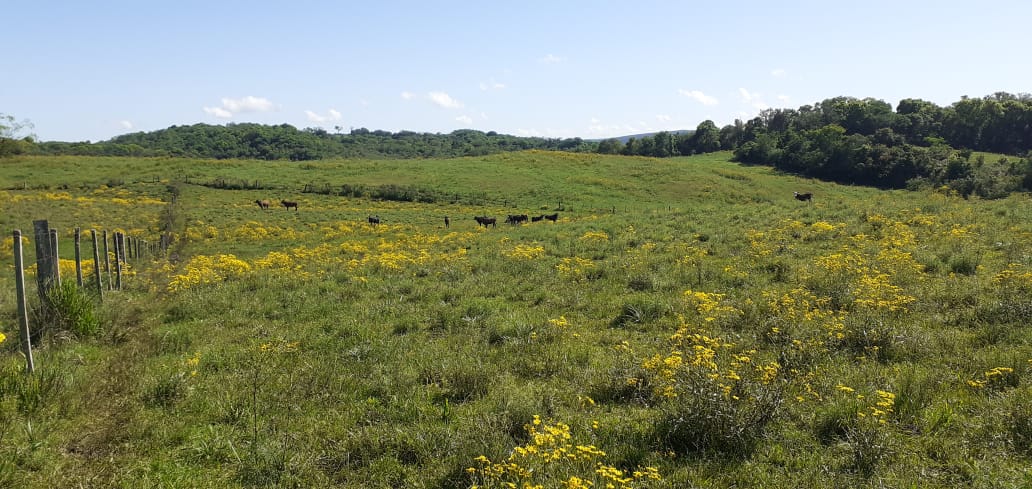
611, 92, 1032, 197
29, 125, 595, 160
3, 92, 1031, 197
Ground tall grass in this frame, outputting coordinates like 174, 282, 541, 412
1, 152, 1031, 487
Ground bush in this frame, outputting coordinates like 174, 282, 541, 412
37, 282, 102, 339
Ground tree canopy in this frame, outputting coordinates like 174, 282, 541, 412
31, 124, 596, 160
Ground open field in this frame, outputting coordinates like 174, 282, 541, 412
1, 151, 1032, 488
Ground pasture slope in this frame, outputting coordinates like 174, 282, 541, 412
1, 151, 1031, 488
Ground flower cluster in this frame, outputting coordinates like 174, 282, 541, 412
967, 367, 1017, 391
505, 243, 546, 260
468, 415, 661, 489
556, 257, 597, 282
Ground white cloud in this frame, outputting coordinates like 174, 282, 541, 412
305, 109, 343, 123
203, 96, 274, 119
539, 53, 564, 64
479, 80, 506, 91
656, 114, 672, 123
678, 89, 719, 106
203, 106, 233, 119
455, 115, 473, 125
777, 94, 791, 104
738, 88, 769, 110
119, 120, 133, 130
429, 91, 464, 109
222, 96, 273, 113
401, 91, 416, 100
771, 68, 787, 77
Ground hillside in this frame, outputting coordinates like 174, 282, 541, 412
1, 151, 1031, 488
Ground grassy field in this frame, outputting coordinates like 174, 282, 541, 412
1, 151, 1031, 488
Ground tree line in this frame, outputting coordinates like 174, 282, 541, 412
25, 124, 595, 160
601, 92, 1032, 197
4, 91, 1031, 197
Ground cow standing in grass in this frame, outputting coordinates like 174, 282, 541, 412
794, 192, 813, 202
281, 200, 299, 211
367, 215, 381, 226
474, 216, 496, 227
255, 199, 271, 210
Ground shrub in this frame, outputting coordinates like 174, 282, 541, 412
37, 281, 102, 338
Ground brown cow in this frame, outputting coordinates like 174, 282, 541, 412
281, 200, 299, 211
255, 199, 271, 210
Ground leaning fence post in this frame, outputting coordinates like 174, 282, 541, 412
49, 228, 61, 287
13, 230, 35, 373
91, 229, 103, 299
74, 227, 83, 287
103, 230, 112, 291
114, 233, 123, 290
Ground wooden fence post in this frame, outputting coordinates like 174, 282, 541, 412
49, 228, 61, 287
13, 230, 35, 373
74, 227, 83, 287
32, 220, 56, 299
114, 233, 123, 290
103, 230, 112, 291
91, 229, 103, 299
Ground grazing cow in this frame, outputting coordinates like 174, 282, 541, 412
544, 213, 559, 222
367, 215, 381, 225
444, 216, 450, 228
794, 192, 813, 202
474, 216, 497, 228
281, 200, 299, 211
255, 199, 271, 210
531, 215, 545, 222
506, 214, 529, 225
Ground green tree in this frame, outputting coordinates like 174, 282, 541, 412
690, 120, 721, 154
596, 138, 624, 155
0, 113, 35, 157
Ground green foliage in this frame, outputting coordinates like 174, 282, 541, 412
38, 282, 102, 339
33, 124, 597, 160
0, 113, 36, 158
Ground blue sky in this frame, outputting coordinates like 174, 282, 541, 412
4, 0, 1030, 142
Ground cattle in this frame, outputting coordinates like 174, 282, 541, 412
474, 216, 497, 227
531, 215, 545, 222
794, 192, 813, 202
281, 200, 299, 211
367, 215, 381, 225
506, 214, 529, 225
255, 199, 271, 210
544, 213, 559, 222
444, 216, 450, 228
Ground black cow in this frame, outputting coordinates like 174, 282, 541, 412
794, 192, 813, 202
544, 213, 559, 222
474, 216, 497, 227
367, 215, 381, 225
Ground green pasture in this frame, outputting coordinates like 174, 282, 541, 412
1, 152, 1031, 488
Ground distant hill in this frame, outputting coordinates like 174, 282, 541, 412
592, 130, 693, 144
